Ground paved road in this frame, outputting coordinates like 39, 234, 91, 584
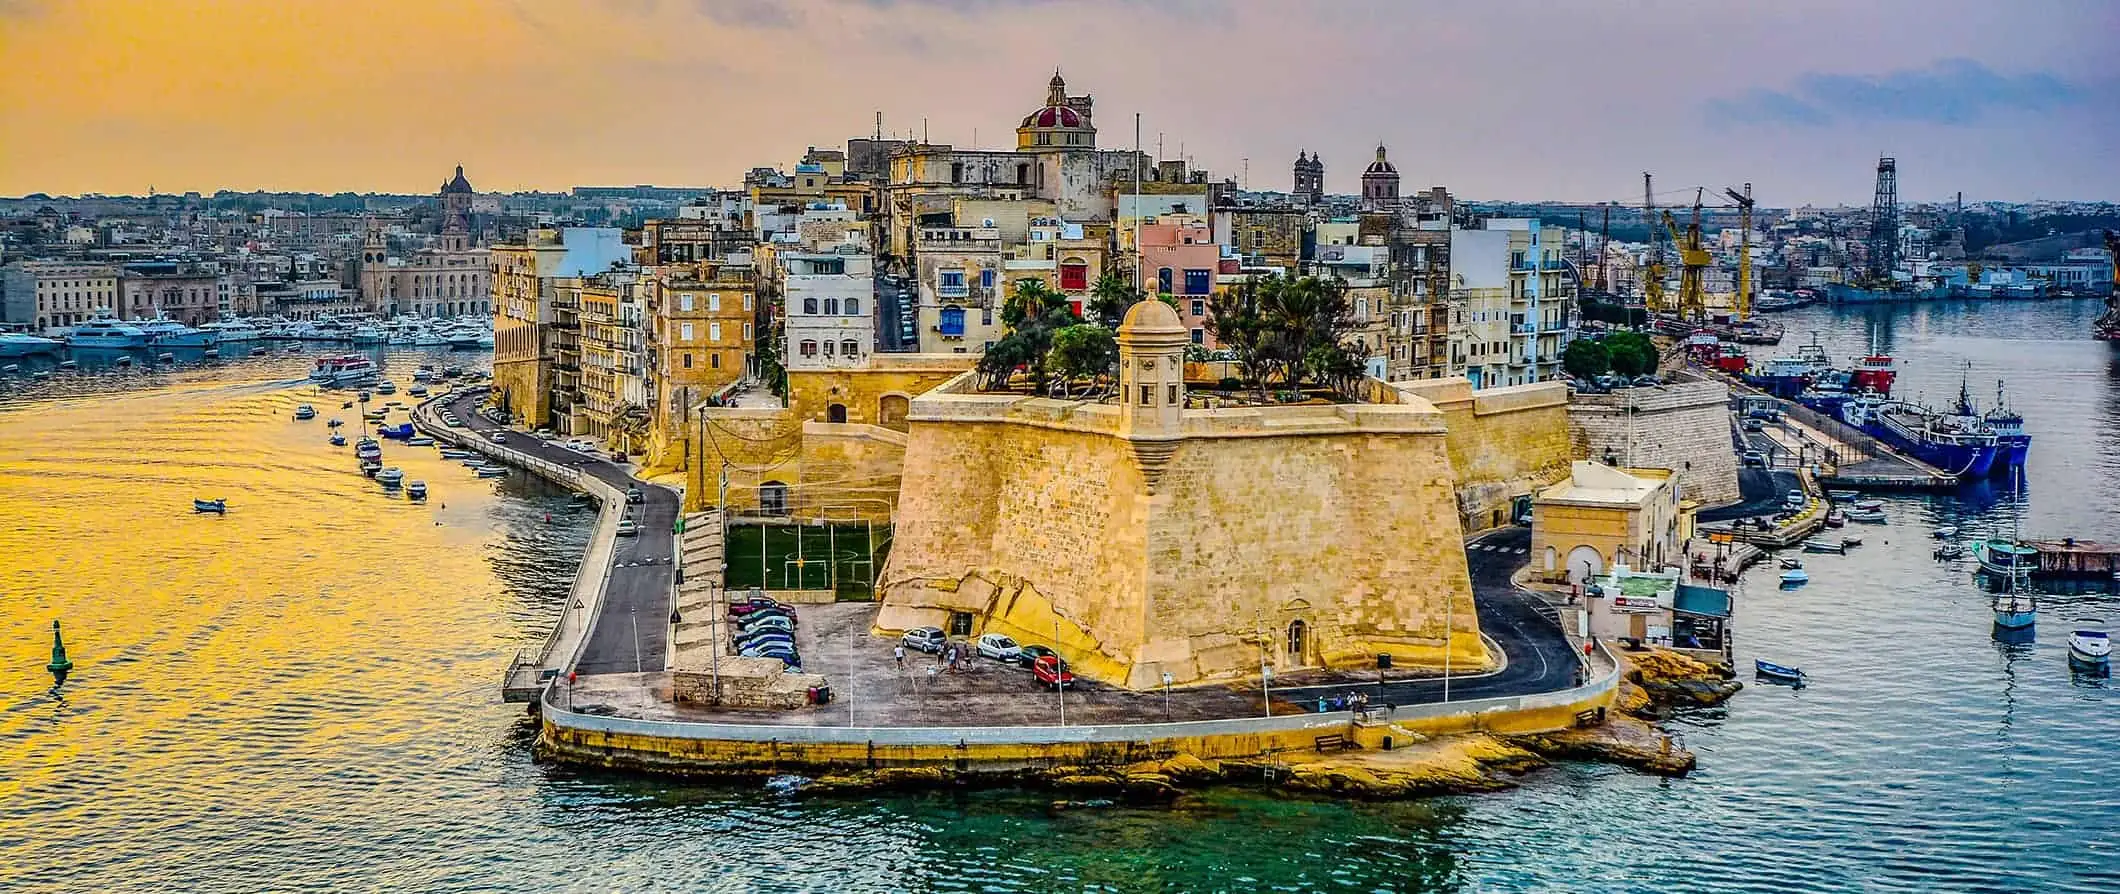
1277, 527, 1584, 707
875, 273, 917, 352
441, 390, 677, 675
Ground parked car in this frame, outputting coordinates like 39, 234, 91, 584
1031, 654, 1074, 690
902, 626, 947, 654
1786, 489, 1805, 505
564, 438, 597, 454
735, 631, 795, 651
615, 518, 638, 537
1015, 644, 1060, 668
741, 645, 799, 665
1742, 417, 1765, 432
738, 615, 795, 633
1742, 450, 1767, 468
490, 431, 508, 444
625, 486, 644, 505
975, 633, 1022, 662
728, 596, 789, 618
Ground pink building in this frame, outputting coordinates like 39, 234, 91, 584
1137, 221, 1222, 346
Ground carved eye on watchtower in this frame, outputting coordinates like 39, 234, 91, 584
1138, 359, 1156, 371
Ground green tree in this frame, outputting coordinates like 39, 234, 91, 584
1604, 331, 1658, 378
979, 279, 1085, 392
1046, 324, 1118, 396
1087, 272, 1140, 328
1205, 278, 1276, 399
1562, 338, 1611, 380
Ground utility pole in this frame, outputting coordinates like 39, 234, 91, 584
1054, 617, 1066, 726
1254, 610, 1273, 717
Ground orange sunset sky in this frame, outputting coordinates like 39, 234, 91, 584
2, 0, 2114, 204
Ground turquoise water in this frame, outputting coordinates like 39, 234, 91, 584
2, 309, 2117, 893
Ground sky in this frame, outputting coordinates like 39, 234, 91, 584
2, 0, 2116, 205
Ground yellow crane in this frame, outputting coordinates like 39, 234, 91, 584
1662, 188, 1711, 322
1642, 172, 1667, 314
1723, 183, 1754, 321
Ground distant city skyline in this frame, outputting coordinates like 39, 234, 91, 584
2, 0, 2114, 204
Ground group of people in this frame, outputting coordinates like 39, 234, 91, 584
1316, 691, 1371, 713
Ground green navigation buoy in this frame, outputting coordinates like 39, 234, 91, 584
46, 620, 73, 685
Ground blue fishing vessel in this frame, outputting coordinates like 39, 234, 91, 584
1842, 392, 1999, 480
1754, 659, 1806, 684
192, 498, 227, 513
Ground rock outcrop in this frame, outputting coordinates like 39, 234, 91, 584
1624, 647, 1741, 714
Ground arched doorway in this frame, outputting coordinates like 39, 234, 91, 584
827, 403, 847, 424
1286, 620, 1307, 666
759, 481, 789, 516
1565, 545, 1604, 585
878, 394, 910, 431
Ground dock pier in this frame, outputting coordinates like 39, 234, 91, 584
1725, 380, 1958, 491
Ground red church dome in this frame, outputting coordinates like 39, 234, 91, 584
1022, 105, 1082, 128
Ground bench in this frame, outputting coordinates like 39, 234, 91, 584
1312, 734, 1353, 752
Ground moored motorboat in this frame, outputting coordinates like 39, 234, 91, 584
1846, 508, 1887, 524
408, 385, 429, 397
379, 423, 415, 440
1824, 510, 1847, 528
293, 404, 317, 420
1853, 499, 1884, 511
375, 467, 405, 487
474, 465, 509, 478
1780, 569, 1809, 586
329, 433, 347, 447
1827, 489, 1859, 502
192, 498, 227, 514
1803, 539, 1847, 554
406, 436, 435, 447
326, 418, 343, 428
1971, 539, 2037, 577
376, 380, 397, 395
1840, 536, 1863, 548
1933, 526, 1958, 540
354, 438, 382, 462
1754, 659, 1806, 684
2067, 627, 2110, 674
1779, 557, 1803, 570
440, 448, 475, 459
407, 481, 428, 500
1934, 544, 1965, 560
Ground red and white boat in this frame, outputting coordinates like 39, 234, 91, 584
309, 355, 380, 386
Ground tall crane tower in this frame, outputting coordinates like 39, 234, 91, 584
1866, 156, 1899, 283
1723, 182, 1755, 320
1642, 172, 1666, 314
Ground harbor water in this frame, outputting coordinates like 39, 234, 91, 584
3, 308, 2117, 892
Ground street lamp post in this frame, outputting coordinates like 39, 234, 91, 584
1161, 671, 1173, 722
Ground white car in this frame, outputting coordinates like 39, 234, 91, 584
615, 518, 638, 537
975, 633, 1022, 662
564, 438, 598, 454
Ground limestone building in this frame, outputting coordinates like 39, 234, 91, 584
1530, 461, 1682, 585
878, 299, 1493, 690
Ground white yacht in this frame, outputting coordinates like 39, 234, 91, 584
302, 318, 356, 341
135, 314, 218, 348
201, 319, 262, 342
0, 331, 65, 358
66, 313, 152, 348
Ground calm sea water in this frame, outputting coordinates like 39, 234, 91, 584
2, 308, 2117, 893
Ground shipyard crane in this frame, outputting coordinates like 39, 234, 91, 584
1723, 183, 1755, 320
1662, 189, 1712, 322
1641, 172, 1667, 314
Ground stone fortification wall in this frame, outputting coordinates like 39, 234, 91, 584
1389, 379, 1574, 531
684, 407, 907, 519
787, 354, 976, 431
879, 385, 1488, 690
1566, 380, 1739, 507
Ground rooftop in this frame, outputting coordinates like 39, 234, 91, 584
1537, 461, 1672, 508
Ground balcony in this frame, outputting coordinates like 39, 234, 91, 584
935, 283, 970, 299
1511, 323, 1535, 334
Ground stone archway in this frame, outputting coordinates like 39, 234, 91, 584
1286, 619, 1307, 666
827, 403, 847, 424
878, 394, 911, 431
759, 480, 789, 515
1566, 545, 1604, 585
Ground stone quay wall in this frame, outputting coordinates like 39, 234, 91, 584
537, 649, 1620, 779
1567, 380, 1739, 508
878, 377, 1489, 691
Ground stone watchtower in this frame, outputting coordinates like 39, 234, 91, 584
1116, 298, 1187, 488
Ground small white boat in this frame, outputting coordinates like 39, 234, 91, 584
376, 381, 397, 395
474, 466, 509, 478
1803, 539, 1847, 554
440, 448, 476, 459
407, 481, 428, 500
293, 405, 317, 420
1853, 499, 1884, 512
375, 467, 405, 487
1779, 557, 1803, 570
1780, 568, 1809, 586
1840, 536, 1864, 548
2067, 628, 2110, 673
329, 433, 346, 447
408, 385, 429, 397
1846, 508, 1887, 524
406, 436, 435, 447
1933, 526, 1958, 540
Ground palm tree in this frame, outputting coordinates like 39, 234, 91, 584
1087, 272, 1140, 328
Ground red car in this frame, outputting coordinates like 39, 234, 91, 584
1031, 654, 1074, 690
728, 596, 789, 618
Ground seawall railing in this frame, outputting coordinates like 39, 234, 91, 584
540, 642, 1620, 747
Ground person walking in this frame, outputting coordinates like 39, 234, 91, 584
894, 644, 906, 670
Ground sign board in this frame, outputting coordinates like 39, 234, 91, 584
1708, 532, 1734, 544
1612, 596, 1664, 614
